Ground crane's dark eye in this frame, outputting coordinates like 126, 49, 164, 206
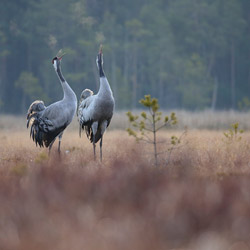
52, 57, 57, 64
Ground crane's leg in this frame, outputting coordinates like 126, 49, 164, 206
93, 140, 96, 161
100, 121, 108, 162
91, 122, 98, 161
100, 136, 103, 162
58, 132, 63, 154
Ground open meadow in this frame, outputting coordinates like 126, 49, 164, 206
1, 112, 250, 250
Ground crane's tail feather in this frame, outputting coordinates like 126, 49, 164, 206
27, 100, 46, 147
27, 100, 66, 148
79, 122, 94, 142
29, 118, 44, 147
84, 123, 101, 143
28, 116, 66, 148
79, 119, 105, 144
86, 126, 91, 140
27, 100, 46, 128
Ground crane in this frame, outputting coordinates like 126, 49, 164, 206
78, 45, 115, 161
27, 50, 77, 154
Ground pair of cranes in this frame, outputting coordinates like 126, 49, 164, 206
27, 46, 114, 161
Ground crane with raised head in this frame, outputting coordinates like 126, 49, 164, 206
27, 50, 77, 154
78, 45, 115, 161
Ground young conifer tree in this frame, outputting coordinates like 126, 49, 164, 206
126, 95, 180, 167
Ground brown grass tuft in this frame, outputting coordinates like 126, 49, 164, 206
1, 124, 250, 249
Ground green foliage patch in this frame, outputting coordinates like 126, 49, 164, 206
223, 122, 244, 144
127, 95, 183, 167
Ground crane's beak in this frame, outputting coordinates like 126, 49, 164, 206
56, 49, 66, 60
99, 44, 103, 54
58, 52, 66, 61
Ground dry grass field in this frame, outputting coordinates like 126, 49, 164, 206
1, 113, 250, 250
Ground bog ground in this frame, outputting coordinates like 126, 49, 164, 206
1, 114, 250, 250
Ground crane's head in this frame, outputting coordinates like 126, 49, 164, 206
52, 49, 66, 70
96, 44, 104, 70
79, 89, 94, 103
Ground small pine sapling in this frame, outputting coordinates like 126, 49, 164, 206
223, 122, 244, 144
126, 95, 181, 167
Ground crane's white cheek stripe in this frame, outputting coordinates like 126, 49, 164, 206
53, 61, 57, 70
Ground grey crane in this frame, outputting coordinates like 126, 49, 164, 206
27, 50, 77, 154
78, 45, 115, 161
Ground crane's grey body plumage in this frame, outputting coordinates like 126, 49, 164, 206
78, 46, 114, 161
27, 53, 77, 152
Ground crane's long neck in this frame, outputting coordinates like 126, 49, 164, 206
97, 56, 105, 78
96, 54, 113, 98
99, 66, 105, 78
97, 77, 113, 98
56, 64, 77, 102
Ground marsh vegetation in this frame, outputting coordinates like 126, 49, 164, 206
1, 114, 250, 250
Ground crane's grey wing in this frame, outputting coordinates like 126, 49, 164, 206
77, 91, 94, 118
27, 103, 67, 148
78, 95, 95, 124
78, 95, 96, 138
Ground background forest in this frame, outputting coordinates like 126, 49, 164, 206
0, 0, 250, 114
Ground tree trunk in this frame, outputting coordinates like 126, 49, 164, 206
231, 40, 236, 109
0, 56, 7, 112
111, 39, 117, 101
132, 42, 138, 108
124, 30, 129, 88
211, 77, 218, 111
159, 54, 164, 107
